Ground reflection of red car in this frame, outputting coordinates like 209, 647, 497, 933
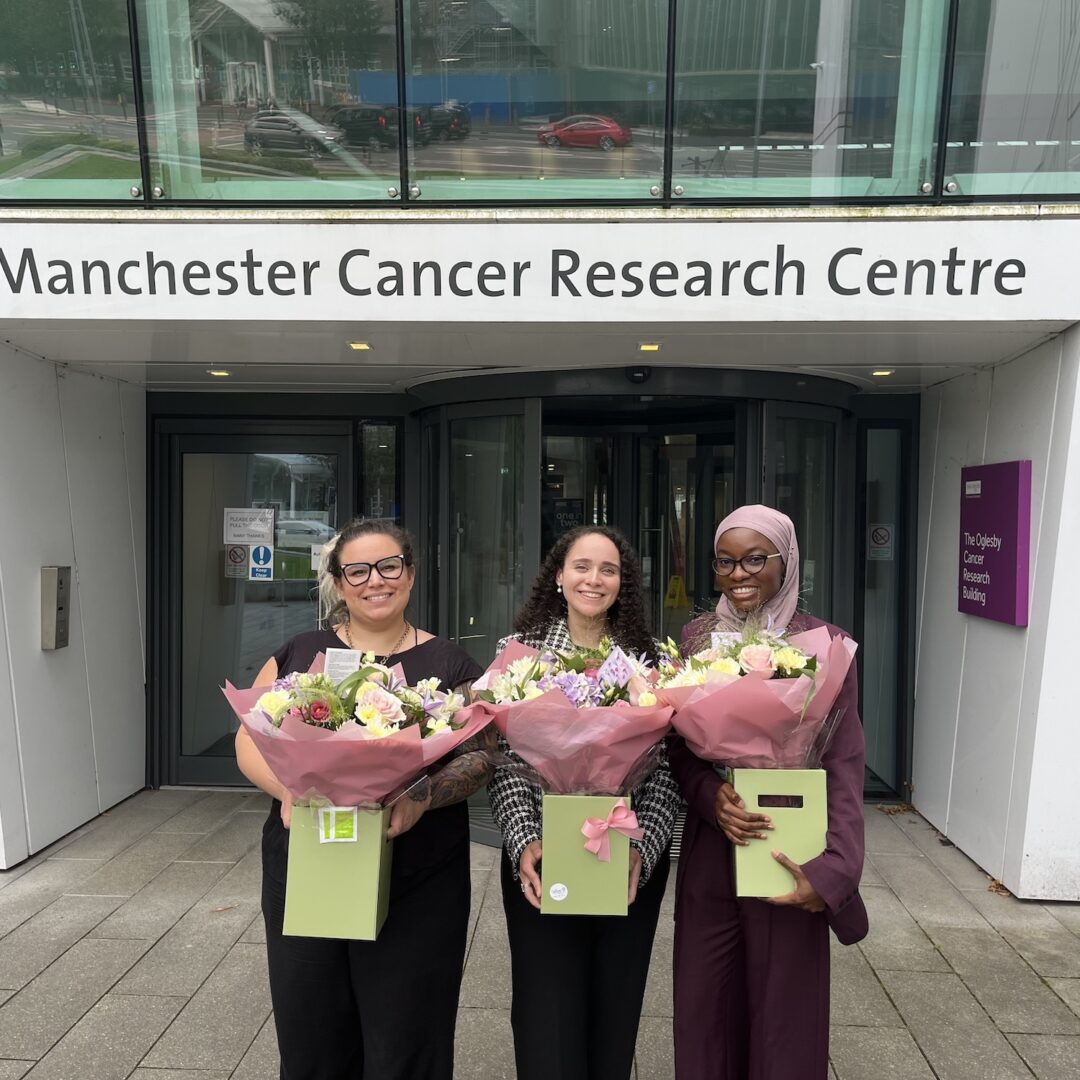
536, 114, 633, 151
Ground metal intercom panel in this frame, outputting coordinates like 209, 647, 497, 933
41, 566, 71, 650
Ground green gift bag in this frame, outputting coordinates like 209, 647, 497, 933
283, 804, 393, 940
540, 794, 634, 917
730, 768, 827, 898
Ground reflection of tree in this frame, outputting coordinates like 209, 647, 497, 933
0, 0, 131, 98
272, 0, 381, 69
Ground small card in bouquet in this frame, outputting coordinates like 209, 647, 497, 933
729, 768, 826, 898
540, 794, 634, 917
283, 804, 393, 940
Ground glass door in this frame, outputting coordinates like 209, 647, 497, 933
162, 434, 352, 785
636, 433, 739, 644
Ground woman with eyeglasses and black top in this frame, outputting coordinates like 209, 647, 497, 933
669, 505, 867, 1080
235, 518, 494, 1080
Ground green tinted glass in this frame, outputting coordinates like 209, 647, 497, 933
944, 0, 1080, 197
672, 0, 949, 200
135, 0, 401, 202
0, 0, 142, 199
402, 0, 668, 201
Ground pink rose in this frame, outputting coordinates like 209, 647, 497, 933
612, 699, 630, 709
309, 699, 330, 723
738, 644, 777, 675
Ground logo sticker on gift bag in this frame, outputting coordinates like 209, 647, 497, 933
319, 807, 359, 843
548, 883, 569, 902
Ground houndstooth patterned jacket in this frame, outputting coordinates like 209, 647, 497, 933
486, 618, 682, 885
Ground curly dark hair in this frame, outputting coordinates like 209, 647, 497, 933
513, 525, 655, 660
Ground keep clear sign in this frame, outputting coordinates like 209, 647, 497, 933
249, 544, 274, 581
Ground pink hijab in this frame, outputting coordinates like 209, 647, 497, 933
713, 504, 800, 630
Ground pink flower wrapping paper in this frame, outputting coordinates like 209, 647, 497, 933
657, 625, 857, 768
222, 653, 493, 806
476, 641, 674, 795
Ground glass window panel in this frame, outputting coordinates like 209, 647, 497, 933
673, 0, 948, 199
862, 428, 902, 794
403, 0, 667, 201
541, 434, 612, 554
449, 414, 524, 665
135, 0, 400, 201
945, 1, 1080, 197
181, 451, 338, 762
359, 420, 399, 520
0, 0, 141, 199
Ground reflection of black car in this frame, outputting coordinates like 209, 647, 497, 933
429, 102, 471, 140
335, 104, 433, 148
243, 110, 345, 156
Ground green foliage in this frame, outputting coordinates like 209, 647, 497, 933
272, 0, 381, 69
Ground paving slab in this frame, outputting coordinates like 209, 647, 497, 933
829, 1027, 936, 1080
960, 885, 1067, 934
891, 815, 1000, 893
1006, 1033, 1080, 1078
89, 860, 231, 942
173, 812, 263, 864
1002, 925, 1080, 978
129, 1071, 229, 1079
200, 848, 262, 906
231, 1016, 278, 1080
233, 792, 272, 814
459, 882, 512, 1011
73, 832, 199, 897
153, 793, 249, 836
0, 1063, 31, 1079
859, 857, 884, 887
857, 885, 950, 973
0, 938, 149, 1059
830, 938, 904, 1028
466, 865, 493, 949
863, 809, 923, 856
880, 970, 1032, 1079
239, 911, 265, 945
1043, 901, 1080, 936
1048, 978, 1080, 1017
48, 807, 177, 862
470, 843, 498, 869
21, 993, 181, 1080
453, 1008, 515, 1080
870, 852, 990, 930
140, 943, 271, 1072
111, 897, 258, 998
931, 926, 1080, 1034
640, 892, 674, 1019
0, 896, 123, 990
0, 861, 106, 938
634, 1015, 674, 1080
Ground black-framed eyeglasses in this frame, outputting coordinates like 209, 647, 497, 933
711, 553, 783, 577
340, 556, 407, 586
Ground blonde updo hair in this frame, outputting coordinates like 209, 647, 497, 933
317, 518, 416, 628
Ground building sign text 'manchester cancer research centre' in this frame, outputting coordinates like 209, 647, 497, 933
0, 219, 1077, 323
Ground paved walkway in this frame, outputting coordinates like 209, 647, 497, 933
0, 789, 1078, 1079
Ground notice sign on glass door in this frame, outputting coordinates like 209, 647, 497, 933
958, 461, 1031, 626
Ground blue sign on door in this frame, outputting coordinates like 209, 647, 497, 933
251, 545, 272, 566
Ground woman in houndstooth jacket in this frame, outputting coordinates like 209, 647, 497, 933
488, 525, 682, 1080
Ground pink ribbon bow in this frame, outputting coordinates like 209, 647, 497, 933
581, 801, 644, 862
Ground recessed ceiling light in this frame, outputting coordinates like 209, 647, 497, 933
638, 342, 661, 352
872, 369, 895, 377
349, 342, 372, 351
377, 444, 389, 449
206, 368, 231, 377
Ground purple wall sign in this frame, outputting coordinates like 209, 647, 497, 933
958, 460, 1032, 626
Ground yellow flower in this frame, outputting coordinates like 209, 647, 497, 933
773, 647, 808, 672
523, 684, 545, 700
637, 690, 657, 707
255, 690, 289, 718
708, 657, 741, 676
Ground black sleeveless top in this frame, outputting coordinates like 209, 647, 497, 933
261, 629, 483, 894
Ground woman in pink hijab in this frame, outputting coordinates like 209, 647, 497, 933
669, 505, 868, 1080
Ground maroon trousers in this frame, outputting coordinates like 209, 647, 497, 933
672, 813, 830, 1080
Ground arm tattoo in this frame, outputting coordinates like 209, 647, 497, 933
429, 727, 498, 809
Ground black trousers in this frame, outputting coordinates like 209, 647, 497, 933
262, 846, 470, 1080
500, 849, 671, 1080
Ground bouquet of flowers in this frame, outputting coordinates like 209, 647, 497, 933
223, 653, 489, 807
655, 620, 856, 769
475, 639, 671, 796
